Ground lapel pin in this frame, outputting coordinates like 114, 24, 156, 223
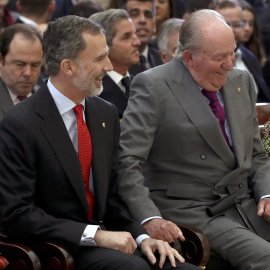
237, 88, 241, 93
102, 123, 106, 128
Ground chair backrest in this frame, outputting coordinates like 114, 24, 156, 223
256, 103, 270, 125
256, 103, 270, 138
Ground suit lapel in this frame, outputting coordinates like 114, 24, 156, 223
222, 71, 246, 165
0, 78, 14, 114
166, 59, 235, 169
84, 97, 109, 220
35, 86, 89, 216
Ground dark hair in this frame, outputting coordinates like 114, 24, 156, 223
43, 15, 104, 76
119, 0, 156, 16
68, 0, 103, 18
186, 0, 212, 13
90, 9, 130, 46
239, 0, 266, 65
0, 24, 42, 62
19, 0, 52, 16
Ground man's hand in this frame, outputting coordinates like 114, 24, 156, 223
141, 238, 185, 268
143, 218, 185, 243
257, 197, 270, 223
94, 230, 137, 254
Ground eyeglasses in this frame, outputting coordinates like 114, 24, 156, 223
227, 21, 245, 28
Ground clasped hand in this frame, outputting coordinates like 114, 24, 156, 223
94, 230, 184, 268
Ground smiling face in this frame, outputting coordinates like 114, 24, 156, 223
72, 32, 113, 97
126, 0, 155, 49
0, 33, 43, 96
108, 18, 140, 75
184, 19, 236, 91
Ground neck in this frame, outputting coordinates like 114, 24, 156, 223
21, 12, 51, 24
50, 75, 85, 104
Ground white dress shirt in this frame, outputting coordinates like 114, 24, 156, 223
47, 79, 149, 246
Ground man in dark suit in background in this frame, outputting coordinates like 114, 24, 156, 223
90, 9, 141, 119
120, 0, 163, 76
210, 0, 270, 102
0, 23, 43, 121
15, 0, 55, 26
0, 15, 200, 270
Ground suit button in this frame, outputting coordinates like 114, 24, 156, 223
214, 186, 218, 190
239, 183, 243, 188
201, 154, 206, 160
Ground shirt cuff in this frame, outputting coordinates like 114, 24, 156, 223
260, 195, 270, 201
140, 216, 162, 225
136, 234, 150, 247
80, 225, 100, 246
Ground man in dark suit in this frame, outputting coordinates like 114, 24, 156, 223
117, 9, 270, 269
0, 15, 200, 270
90, 9, 141, 119
120, 0, 163, 76
0, 23, 43, 121
211, 0, 270, 102
15, 0, 55, 26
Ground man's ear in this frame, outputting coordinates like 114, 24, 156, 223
60, 59, 77, 76
183, 50, 193, 67
158, 50, 166, 64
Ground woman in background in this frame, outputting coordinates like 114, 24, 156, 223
240, 0, 266, 66
154, 0, 173, 36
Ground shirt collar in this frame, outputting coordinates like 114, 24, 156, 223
47, 78, 85, 116
107, 70, 130, 85
18, 16, 37, 26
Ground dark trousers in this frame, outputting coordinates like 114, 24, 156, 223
74, 247, 201, 270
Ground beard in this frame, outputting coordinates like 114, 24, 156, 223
72, 65, 105, 97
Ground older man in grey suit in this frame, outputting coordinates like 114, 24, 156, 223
117, 9, 270, 270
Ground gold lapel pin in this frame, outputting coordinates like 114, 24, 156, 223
102, 123, 106, 128
237, 88, 241, 93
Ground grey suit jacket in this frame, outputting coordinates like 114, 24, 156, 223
0, 78, 13, 121
118, 58, 270, 242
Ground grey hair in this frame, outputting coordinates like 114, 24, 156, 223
157, 18, 184, 55
175, 9, 226, 59
43, 15, 104, 76
89, 9, 130, 46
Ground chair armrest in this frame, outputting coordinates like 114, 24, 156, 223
0, 233, 74, 270
0, 240, 41, 270
172, 225, 210, 267
30, 242, 74, 270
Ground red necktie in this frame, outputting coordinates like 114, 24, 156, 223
202, 89, 232, 151
73, 104, 94, 220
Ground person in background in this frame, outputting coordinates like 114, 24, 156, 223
239, 0, 266, 66
0, 24, 43, 121
154, 0, 173, 37
181, 0, 212, 19
210, 0, 270, 102
15, 0, 55, 26
0, 0, 14, 33
157, 18, 184, 64
90, 9, 140, 119
120, 0, 163, 76
68, 0, 102, 17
